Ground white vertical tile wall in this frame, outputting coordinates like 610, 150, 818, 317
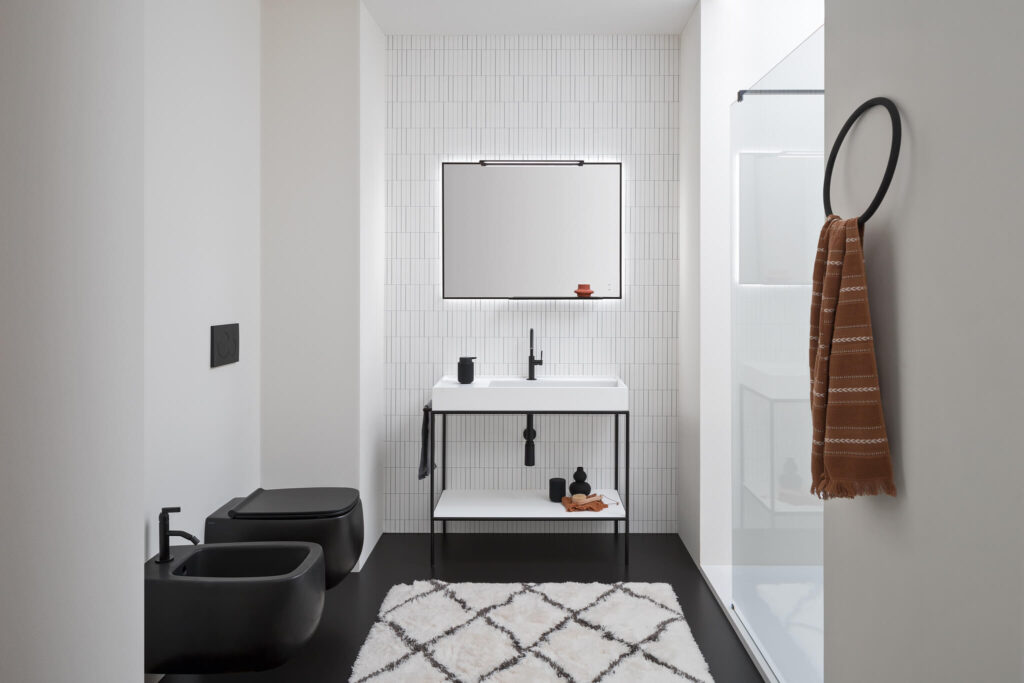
385, 35, 680, 533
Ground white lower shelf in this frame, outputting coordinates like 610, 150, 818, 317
433, 489, 626, 520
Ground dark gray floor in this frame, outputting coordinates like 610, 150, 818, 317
163, 533, 761, 682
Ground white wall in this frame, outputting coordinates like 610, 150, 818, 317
824, 2, 1024, 680
262, 0, 385, 566
382, 35, 680, 534
695, 0, 823, 566
144, 0, 262, 557
0, 2, 145, 681
677, 5, 702, 558
359, 2, 387, 566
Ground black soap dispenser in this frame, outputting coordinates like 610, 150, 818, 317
457, 356, 477, 384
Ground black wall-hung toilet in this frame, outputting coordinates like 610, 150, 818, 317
205, 487, 364, 589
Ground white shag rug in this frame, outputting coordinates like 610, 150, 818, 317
350, 580, 714, 682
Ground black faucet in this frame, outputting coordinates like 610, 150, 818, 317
155, 506, 200, 564
527, 328, 544, 380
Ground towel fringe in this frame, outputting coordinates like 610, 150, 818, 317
811, 476, 897, 500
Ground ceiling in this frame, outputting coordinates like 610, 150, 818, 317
361, 0, 698, 35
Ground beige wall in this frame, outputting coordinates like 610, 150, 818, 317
261, 0, 361, 489
0, 2, 144, 680
261, 0, 385, 565
824, 1, 1024, 680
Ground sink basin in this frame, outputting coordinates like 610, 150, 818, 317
145, 542, 325, 674
431, 375, 628, 412
488, 377, 620, 389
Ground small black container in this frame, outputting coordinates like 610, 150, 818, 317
568, 466, 591, 495
549, 478, 566, 502
457, 356, 476, 384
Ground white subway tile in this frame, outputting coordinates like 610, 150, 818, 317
384, 35, 680, 533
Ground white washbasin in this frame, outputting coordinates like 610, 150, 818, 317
489, 377, 620, 389
431, 375, 628, 412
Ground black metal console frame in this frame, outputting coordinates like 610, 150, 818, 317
428, 409, 630, 568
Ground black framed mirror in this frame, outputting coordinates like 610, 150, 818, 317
442, 161, 622, 300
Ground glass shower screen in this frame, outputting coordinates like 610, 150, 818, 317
729, 27, 824, 683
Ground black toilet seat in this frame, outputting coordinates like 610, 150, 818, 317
228, 487, 360, 520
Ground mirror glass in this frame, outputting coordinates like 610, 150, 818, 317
442, 162, 621, 299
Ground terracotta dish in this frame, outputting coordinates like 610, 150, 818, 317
574, 283, 594, 297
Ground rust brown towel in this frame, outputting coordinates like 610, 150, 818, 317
560, 495, 609, 513
810, 216, 896, 499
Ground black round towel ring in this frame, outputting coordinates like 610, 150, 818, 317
823, 96, 902, 227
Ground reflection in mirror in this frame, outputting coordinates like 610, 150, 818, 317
442, 162, 621, 299
738, 152, 823, 285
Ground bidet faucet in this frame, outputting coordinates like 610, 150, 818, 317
528, 328, 544, 380
156, 506, 200, 564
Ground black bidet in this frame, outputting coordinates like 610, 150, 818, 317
145, 541, 325, 674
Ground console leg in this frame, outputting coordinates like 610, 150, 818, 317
625, 412, 630, 567
614, 413, 619, 536
430, 411, 435, 567
442, 414, 447, 536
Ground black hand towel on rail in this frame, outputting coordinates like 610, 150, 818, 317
418, 402, 432, 480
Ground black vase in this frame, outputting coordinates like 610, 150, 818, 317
568, 466, 591, 495
549, 478, 566, 502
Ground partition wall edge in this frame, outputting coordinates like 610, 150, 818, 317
358, 1, 387, 568
0, 2, 145, 680
677, 3, 702, 562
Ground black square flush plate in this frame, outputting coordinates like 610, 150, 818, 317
211, 323, 239, 367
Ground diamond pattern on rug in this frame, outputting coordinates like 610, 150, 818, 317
433, 619, 518, 679
487, 652, 562, 683
386, 588, 473, 643
378, 580, 435, 613
380, 651, 449, 682
620, 581, 680, 608
350, 581, 714, 682
604, 652, 698, 683
642, 620, 716, 681
578, 589, 677, 643
449, 581, 522, 611
534, 619, 629, 679
488, 591, 567, 648
534, 581, 614, 611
